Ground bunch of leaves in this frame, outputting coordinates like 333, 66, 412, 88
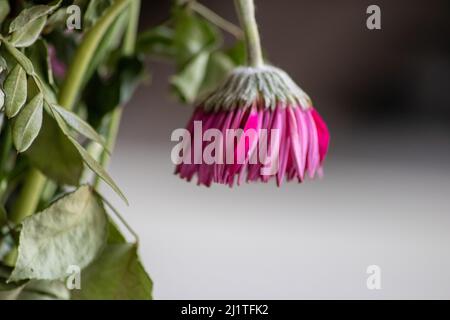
0, 0, 246, 300
0, 0, 150, 300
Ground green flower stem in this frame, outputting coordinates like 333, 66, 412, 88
94, 108, 122, 187
9, 0, 133, 224
95, 0, 141, 187
234, 0, 264, 67
123, 0, 141, 56
59, 0, 133, 110
9, 169, 45, 224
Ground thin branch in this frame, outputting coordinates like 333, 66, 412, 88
190, 1, 243, 39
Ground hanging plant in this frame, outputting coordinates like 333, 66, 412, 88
0, 0, 329, 300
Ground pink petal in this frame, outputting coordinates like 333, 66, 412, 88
311, 108, 330, 163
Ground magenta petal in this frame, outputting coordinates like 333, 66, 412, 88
294, 107, 308, 180
276, 108, 288, 186
305, 110, 320, 178
311, 108, 330, 163
287, 107, 303, 180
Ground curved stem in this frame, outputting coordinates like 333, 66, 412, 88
234, 0, 264, 67
59, 0, 133, 110
9, 169, 45, 224
9, 0, 133, 224
94, 108, 122, 187
191, 2, 243, 39
123, 0, 140, 56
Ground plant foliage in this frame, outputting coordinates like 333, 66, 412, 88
0, 0, 246, 300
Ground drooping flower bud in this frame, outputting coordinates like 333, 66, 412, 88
175, 65, 330, 187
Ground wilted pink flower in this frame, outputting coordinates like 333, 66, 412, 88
175, 66, 330, 187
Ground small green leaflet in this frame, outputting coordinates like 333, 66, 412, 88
2, 40, 34, 74
12, 93, 44, 153
50, 104, 109, 152
9, 186, 108, 282
26, 112, 83, 186
26, 39, 54, 87
50, 108, 128, 204
171, 51, 210, 104
68, 136, 127, 205
8, 1, 61, 33
4, 64, 27, 118
11, 15, 47, 48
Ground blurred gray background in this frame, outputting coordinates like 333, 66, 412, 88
101, 0, 450, 299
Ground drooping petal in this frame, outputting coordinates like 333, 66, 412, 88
262, 107, 282, 183
276, 108, 288, 186
294, 107, 309, 180
229, 105, 259, 179
287, 107, 302, 180
311, 108, 330, 163
238, 108, 264, 185
305, 110, 320, 178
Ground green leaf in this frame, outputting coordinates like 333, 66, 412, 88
12, 93, 43, 153
26, 112, 84, 186
84, 56, 145, 127
9, 186, 108, 281
0, 0, 10, 25
72, 244, 152, 300
44, 8, 68, 33
68, 136, 127, 205
8, 1, 61, 33
107, 219, 127, 244
171, 51, 210, 104
18, 280, 70, 300
225, 40, 247, 66
137, 25, 176, 59
26, 39, 54, 87
2, 41, 35, 74
4, 64, 27, 118
50, 108, 127, 204
10, 15, 47, 48
173, 10, 220, 66
198, 51, 235, 98
50, 104, 108, 151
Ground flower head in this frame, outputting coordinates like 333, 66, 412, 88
175, 65, 330, 187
